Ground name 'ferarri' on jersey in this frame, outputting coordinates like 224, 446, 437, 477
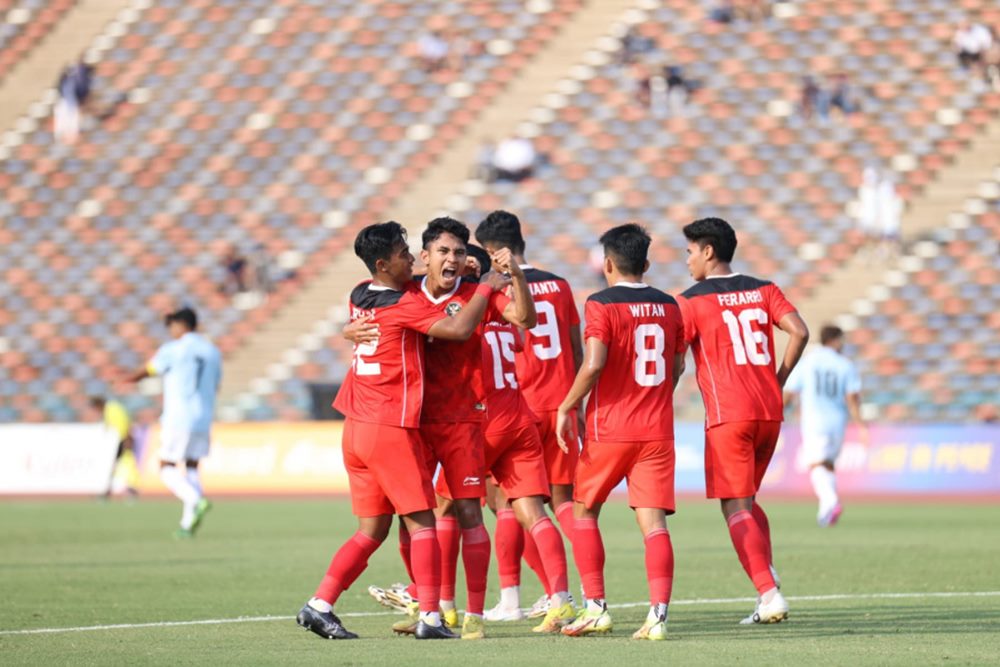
332, 281, 448, 429
677, 274, 797, 428
583, 282, 684, 443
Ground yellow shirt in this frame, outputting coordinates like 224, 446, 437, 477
103, 400, 131, 441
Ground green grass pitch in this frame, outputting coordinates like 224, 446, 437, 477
2, 498, 998, 665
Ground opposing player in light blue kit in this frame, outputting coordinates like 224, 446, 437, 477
125, 307, 222, 538
784, 324, 867, 527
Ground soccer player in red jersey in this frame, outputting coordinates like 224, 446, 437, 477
296, 221, 508, 641
676, 217, 809, 625
555, 224, 685, 640
474, 210, 583, 620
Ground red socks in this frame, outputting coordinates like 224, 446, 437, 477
314, 531, 382, 604
530, 516, 569, 594
410, 526, 441, 613
522, 527, 552, 595
461, 525, 491, 615
436, 516, 460, 601
727, 510, 777, 594
495, 509, 524, 589
555, 502, 575, 540
572, 517, 605, 600
751, 502, 773, 566
644, 528, 674, 606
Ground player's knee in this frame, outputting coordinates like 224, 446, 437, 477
453, 500, 483, 528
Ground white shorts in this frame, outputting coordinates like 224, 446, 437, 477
800, 426, 846, 466
159, 429, 211, 463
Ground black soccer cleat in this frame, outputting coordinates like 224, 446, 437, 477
414, 620, 459, 639
296, 604, 359, 640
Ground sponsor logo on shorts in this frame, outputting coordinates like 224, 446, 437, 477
445, 302, 462, 317
462, 476, 481, 486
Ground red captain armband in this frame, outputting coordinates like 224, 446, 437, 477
475, 283, 493, 299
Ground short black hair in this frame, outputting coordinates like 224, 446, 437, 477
682, 217, 738, 263
820, 325, 845, 345
465, 244, 493, 280
354, 221, 408, 274
599, 223, 651, 276
164, 307, 197, 330
422, 217, 469, 249
475, 210, 526, 254
88, 395, 106, 409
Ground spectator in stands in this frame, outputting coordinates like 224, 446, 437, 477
248, 243, 273, 294
953, 20, 993, 74
219, 244, 248, 294
493, 135, 536, 182
665, 65, 692, 115
53, 57, 95, 145
417, 30, 449, 72
800, 75, 826, 120
619, 26, 655, 65
828, 73, 860, 117
633, 62, 652, 108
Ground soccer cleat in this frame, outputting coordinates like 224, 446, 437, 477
532, 601, 576, 633
741, 590, 789, 625
484, 601, 525, 622
442, 606, 459, 629
561, 601, 612, 637
189, 498, 212, 534
415, 620, 459, 639
392, 618, 418, 636
368, 583, 416, 613
296, 604, 358, 640
461, 613, 486, 640
526, 594, 550, 619
173, 527, 193, 540
819, 503, 843, 527
632, 607, 668, 641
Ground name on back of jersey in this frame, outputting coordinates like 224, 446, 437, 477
628, 303, 667, 317
528, 280, 562, 296
716, 289, 764, 307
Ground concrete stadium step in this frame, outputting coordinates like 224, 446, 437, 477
794, 109, 1000, 337
0, 0, 135, 134
218, 0, 642, 405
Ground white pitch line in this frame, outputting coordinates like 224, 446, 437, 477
3, 591, 998, 637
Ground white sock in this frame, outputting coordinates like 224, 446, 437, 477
810, 466, 838, 514
308, 597, 332, 613
550, 591, 570, 607
185, 467, 203, 496
760, 587, 779, 605
499, 586, 520, 609
419, 611, 441, 627
439, 599, 455, 612
649, 603, 668, 621
161, 465, 200, 528
586, 598, 606, 613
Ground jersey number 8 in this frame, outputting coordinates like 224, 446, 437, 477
633, 323, 666, 387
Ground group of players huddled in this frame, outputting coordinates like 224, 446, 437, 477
296, 212, 810, 641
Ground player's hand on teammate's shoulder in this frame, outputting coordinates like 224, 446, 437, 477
481, 269, 512, 292
343, 313, 379, 345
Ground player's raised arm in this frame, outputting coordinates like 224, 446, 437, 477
491, 247, 537, 329
555, 336, 608, 450
775, 311, 809, 387
427, 271, 511, 341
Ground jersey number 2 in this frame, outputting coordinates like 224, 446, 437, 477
354, 341, 380, 376
633, 324, 666, 387
722, 308, 771, 366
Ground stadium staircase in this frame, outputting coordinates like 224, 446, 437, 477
217, 0, 641, 409
0, 0, 134, 134
797, 111, 1000, 332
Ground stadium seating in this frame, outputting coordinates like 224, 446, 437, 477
0, 0, 77, 80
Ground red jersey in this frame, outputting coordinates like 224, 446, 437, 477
333, 281, 447, 428
481, 319, 538, 434
583, 283, 684, 442
514, 267, 580, 412
418, 277, 510, 424
677, 274, 797, 428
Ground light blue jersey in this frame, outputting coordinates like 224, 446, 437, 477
148, 332, 222, 433
785, 346, 861, 435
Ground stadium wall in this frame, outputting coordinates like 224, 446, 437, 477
2, 423, 998, 497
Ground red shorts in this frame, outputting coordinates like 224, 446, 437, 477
704, 420, 781, 499
535, 409, 579, 486
484, 421, 549, 501
342, 419, 436, 517
422, 421, 487, 500
574, 438, 675, 512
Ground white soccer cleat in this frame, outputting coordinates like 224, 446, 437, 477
367, 582, 414, 613
741, 590, 789, 625
526, 594, 550, 619
484, 601, 525, 622
818, 503, 843, 527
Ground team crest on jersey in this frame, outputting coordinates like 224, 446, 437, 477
445, 301, 462, 317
